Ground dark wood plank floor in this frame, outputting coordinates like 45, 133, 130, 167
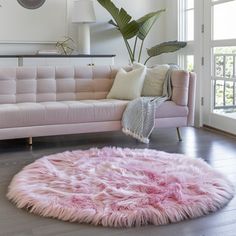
0, 127, 236, 236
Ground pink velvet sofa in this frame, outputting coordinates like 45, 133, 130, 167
0, 66, 196, 143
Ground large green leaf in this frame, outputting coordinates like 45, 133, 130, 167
147, 41, 187, 57
97, 0, 139, 39
122, 21, 140, 39
137, 9, 165, 40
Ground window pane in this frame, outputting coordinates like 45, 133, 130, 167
214, 47, 236, 54
235, 83, 236, 104
187, 55, 194, 71
235, 56, 236, 77
215, 56, 224, 77
214, 47, 236, 78
186, 0, 194, 9
186, 9, 194, 41
215, 80, 224, 107
225, 56, 234, 79
225, 81, 234, 106
213, 1, 236, 40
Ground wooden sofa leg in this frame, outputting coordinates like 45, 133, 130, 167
28, 137, 33, 146
176, 128, 182, 142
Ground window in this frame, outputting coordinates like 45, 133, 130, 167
213, 46, 236, 111
179, 0, 194, 41
213, 1, 236, 40
185, 0, 194, 41
178, 0, 195, 71
211, 0, 236, 115
186, 55, 194, 71
177, 0, 236, 130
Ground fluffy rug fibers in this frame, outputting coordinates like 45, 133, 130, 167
7, 147, 234, 227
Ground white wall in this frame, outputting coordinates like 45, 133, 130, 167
0, 0, 166, 66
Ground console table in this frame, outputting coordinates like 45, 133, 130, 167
0, 54, 116, 67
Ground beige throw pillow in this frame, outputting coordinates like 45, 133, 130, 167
107, 66, 146, 100
141, 64, 170, 96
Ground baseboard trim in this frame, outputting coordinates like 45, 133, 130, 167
203, 125, 236, 139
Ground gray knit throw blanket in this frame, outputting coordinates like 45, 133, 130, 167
122, 66, 176, 144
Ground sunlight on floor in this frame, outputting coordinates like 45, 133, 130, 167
182, 128, 197, 158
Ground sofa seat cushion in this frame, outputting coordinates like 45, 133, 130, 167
0, 99, 128, 129
155, 101, 188, 118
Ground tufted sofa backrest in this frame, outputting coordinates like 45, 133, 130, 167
0, 66, 193, 107
0, 66, 127, 104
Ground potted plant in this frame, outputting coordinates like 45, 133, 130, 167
97, 0, 186, 65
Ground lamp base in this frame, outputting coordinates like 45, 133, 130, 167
78, 23, 91, 54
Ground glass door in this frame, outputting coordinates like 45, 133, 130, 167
203, 0, 236, 134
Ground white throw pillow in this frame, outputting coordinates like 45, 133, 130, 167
107, 66, 146, 100
133, 62, 170, 97
142, 64, 170, 97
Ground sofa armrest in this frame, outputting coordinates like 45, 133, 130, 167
171, 70, 189, 106
171, 70, 196, 126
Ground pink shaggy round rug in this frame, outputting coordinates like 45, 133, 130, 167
7, 147, 234, 227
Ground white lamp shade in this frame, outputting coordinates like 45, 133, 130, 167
72, 0, 96, 23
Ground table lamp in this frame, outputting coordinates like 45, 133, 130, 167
72, 0, 96, 54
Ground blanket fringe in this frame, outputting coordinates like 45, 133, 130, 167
122, 128, 150, 144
